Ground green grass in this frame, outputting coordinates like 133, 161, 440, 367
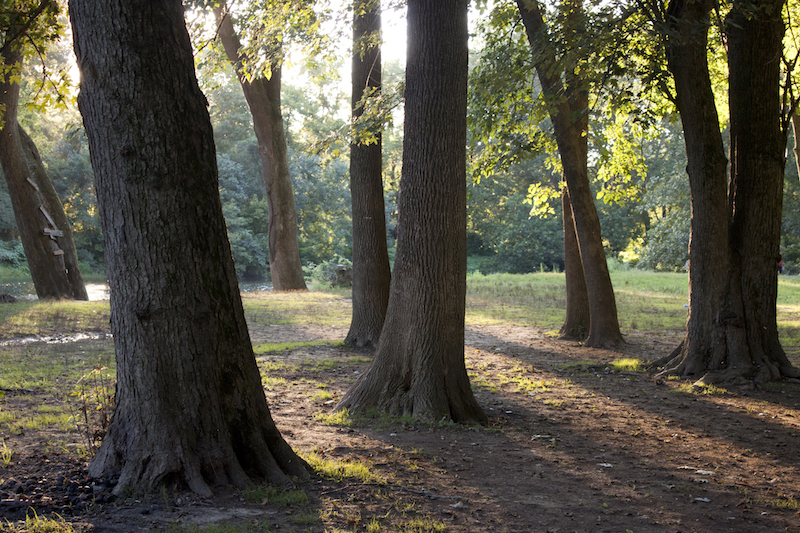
0, 299, 111, 339
609, 358, 646, 372
0, 510, 77, 533
302, 451, 384, 483
241, 291, 351, 328
672, 382, 728, 395
253, 340, 337, 355
465, 270, 691, 332
314, 407, 416, 430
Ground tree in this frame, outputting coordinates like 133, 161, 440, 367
645, 0, 800, 384
345, 0, 391, 349
214, 2, 307, 291
516, 0, 624, 347
69, 0, 307, 495
338, 0, 486, 423
0, 1, 87, 300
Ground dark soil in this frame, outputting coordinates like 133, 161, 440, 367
2, 323, 800, 532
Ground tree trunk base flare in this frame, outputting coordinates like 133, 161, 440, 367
336, 341, 488, 426
653, 335, 800, 388
89, 394, 309, 497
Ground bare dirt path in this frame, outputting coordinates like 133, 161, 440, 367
1, 322, 799, 532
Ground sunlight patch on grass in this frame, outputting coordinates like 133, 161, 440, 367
0, 300, 110, 339
253, 341, 336, 355
609, 358, 646, 372
261, 376, 287, 390
1, 510, 78, 533
672, 382, 728, 395
242, 291, 351, 327
302, 451, 383, 483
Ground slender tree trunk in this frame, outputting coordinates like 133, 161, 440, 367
345, 0, 391, 349
517, 0, 623, 348
0, 45, 87, 300
560, 186, 590, 339
70, 0, 307, 496
214, 5, 306, 291
338, 0, 486, 424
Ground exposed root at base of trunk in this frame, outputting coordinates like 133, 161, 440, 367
652, 341, 800, 388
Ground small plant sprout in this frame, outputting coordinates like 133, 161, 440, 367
1, 438, 11, 467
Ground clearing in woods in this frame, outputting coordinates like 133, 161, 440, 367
1, 274, 799, 532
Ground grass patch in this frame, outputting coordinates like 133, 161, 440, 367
313, 390, 333, 401
609, 358, 646, 372
0, 510, 77, 533
242, 484, 309, 507
672, 382, 728, 395
314, 408, 364, 427
253, 341, 336, 355
558, 361, 597, 373
758, 495, 800, 510
397, 517, 447, 533
241, 291, 351, 328
314, 407, 417, 431
302, 451, 384, 483
261, 375, 287, 390
0, 300, 110, 340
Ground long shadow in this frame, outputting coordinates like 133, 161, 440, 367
421, 330, 800, 532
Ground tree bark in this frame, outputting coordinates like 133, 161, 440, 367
559, 186, 590, 339
70, 0, 307, 496
214, 4, 307, 291
516, 0, 623, 348
0, 45, 87, 300
656, 0, 799, 384
338, 0, 486, 424
725, 0, 795, 380
345, 0, 391, 349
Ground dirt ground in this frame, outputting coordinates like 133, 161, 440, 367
2, 321, 800, 532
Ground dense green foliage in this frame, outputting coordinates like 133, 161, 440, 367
1, 7, 799, 283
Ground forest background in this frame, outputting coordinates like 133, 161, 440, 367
1, 4, 800, 287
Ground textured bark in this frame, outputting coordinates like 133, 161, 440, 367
559, 186, 590, 339
70, 0, 307, 496
656, 0, 798, 384
659, 0, 731, 379
0, 44, 87, 300
517, 0, 623, 348
214, 5, 306, 291
338, 0, 486, 424
724, 0, 796, 381
345, 0, 391, 349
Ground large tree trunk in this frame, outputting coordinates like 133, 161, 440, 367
0, 45, 87, 300
655, 0, 798, 384
517, 0, 623, 348
345, 0, 391, 349
655, 0, 731, 378
559, 186, 590, 339
338, 0, 486, 424
70, 0, 308, 496
724, 0, 796, 381
214, 4, 307, 291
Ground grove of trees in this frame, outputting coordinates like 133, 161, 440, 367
0, 0, 798, 495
